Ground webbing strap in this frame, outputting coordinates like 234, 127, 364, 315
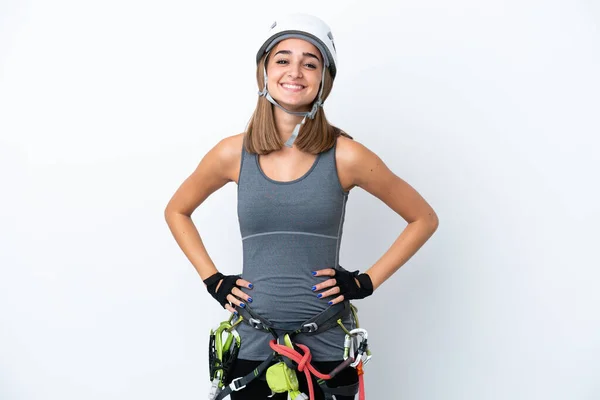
215, 353, 277, 400
295, 301, 351, 335
237, 301, 350, 337
319, 381, 360, 398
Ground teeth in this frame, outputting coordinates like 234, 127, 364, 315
282, 84, 304, 89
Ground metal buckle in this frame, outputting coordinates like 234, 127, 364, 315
303, 322, 318, 333
249, 318, 262, 330
229, 377, 247, 392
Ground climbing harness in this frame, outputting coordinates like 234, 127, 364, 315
208, 302, 372, 400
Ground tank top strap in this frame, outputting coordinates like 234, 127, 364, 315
322, 135, 338, 164
238, 136, 255, 182
310, 136, 346, 195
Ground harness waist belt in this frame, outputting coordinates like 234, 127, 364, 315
236, 301, 351, 337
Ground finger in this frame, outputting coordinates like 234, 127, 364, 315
326, 294, 345, 306
236, 278, 254, 289
315, 285, 341, 299
227, 293, 247, 309
311, 278, 337, 292
312, 268, 336, 277
231, 287, 253, 303
224, 303, 238, 315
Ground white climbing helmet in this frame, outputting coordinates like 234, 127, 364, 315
255, 14, 338, 147
256, 13, 338, 78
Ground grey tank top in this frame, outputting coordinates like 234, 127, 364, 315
236, 136, 355, 361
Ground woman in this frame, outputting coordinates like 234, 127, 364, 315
165, 13, 439, 400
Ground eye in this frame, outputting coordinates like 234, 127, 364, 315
275, 59, 289, 65
305, 63, 317, 69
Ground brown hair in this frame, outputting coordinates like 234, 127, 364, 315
244, 53, 353, 155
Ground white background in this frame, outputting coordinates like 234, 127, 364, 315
1, 0, 599, 399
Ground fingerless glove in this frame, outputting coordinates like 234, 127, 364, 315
204, 272, 240, 308
335, 268, 374, 300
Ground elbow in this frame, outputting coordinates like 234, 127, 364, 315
164, 206, 174, 227
407, 212, 438, 236
414, 209, 438, 235
427, 211, 439, 234
164, 202, 192, 224
164, 202, 180, 224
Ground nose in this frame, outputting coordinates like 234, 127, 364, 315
287, 61, 303, 79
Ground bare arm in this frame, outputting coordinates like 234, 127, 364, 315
345, 138, 439, 290
314, 137, 439, 301
164, 133, 243, 281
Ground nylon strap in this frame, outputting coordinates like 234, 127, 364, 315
215, 352, 277, 400
236, 301, 350, 338
320, 381, 360, 399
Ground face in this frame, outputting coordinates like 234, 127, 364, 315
265, 38, 324, 112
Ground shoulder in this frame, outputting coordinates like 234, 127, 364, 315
335, 135, 372, 164
334, 134, 385, 191
208, 132, 245, 183
214, 132, 245, 162
336, 135, 383, 176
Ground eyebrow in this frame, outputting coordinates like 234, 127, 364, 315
274, 49, 321, 62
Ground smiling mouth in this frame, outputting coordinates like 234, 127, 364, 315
280, 83, 306, 91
